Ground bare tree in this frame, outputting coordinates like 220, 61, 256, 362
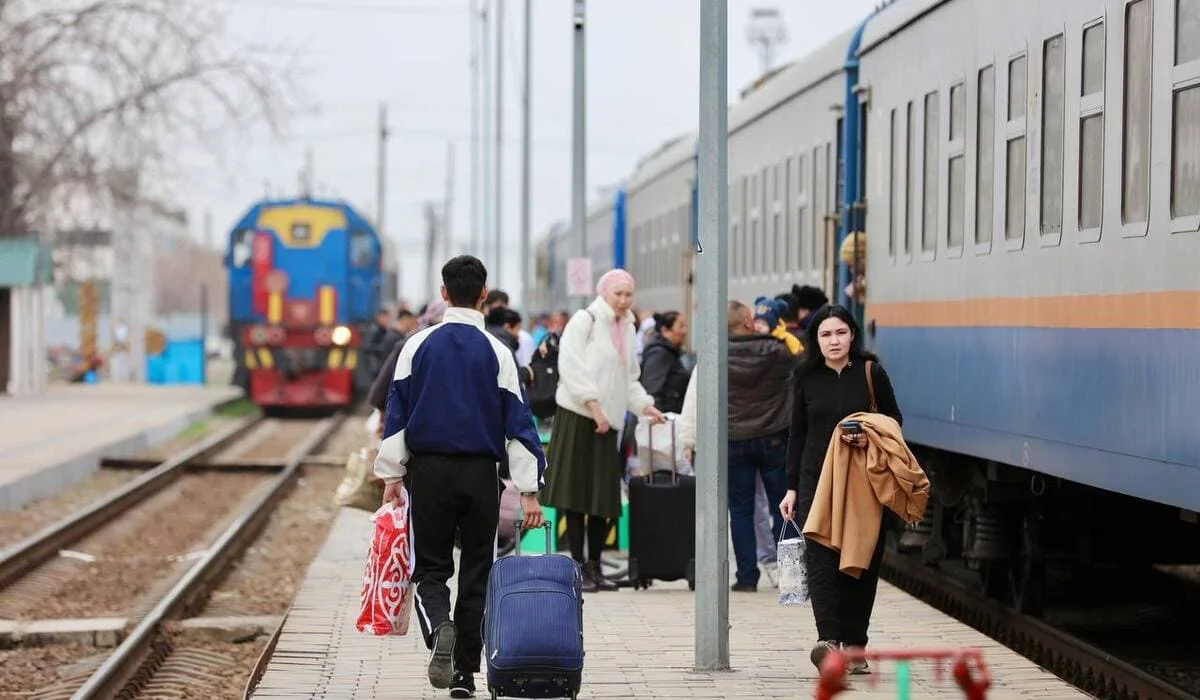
0, 0, 297, 239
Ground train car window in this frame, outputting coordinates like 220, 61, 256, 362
813, 146, 823, 272
906, 102, 916, 256
760, 165, 769, 275
796, 154, 807, 272
923, 91, 940, 253
773, 163, 783, 274
784, 158, 794, 272
1083, 23, 1105, 95
1172, 89, 1200, 216
350, 228, 375, 267
231, 228, 254, 267
889, 109, 898, 259
948, 83, 967, 251
977, 66, 996, 245
1172, 1, 1200, 219
950, 84, 966, 141
1008, 56, 1027, 120
1177, 0, 1200, 65
1006, 138, 1028, 240
949, 154, 966, 248
1006, 55, 1029, 243
1079, 23, 1105, 236
1123, 0, 1152, 224
1041, 34, 1066, 237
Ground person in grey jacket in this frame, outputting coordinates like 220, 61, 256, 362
724, 300, 799, 592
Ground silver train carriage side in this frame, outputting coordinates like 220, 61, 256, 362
542, 0, 1200, 614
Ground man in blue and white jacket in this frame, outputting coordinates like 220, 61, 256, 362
375, 255, 546, 699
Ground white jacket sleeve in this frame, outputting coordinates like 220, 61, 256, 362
677, 368, 698, 452
556, 310, 602, 405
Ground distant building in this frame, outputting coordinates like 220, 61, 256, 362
0, 238, 53, 396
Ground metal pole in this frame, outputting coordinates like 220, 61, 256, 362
199, 285, 208, 386
695, 0, 730, 672
571, 0, 586, 305
520, 0, 532, 307
494, 0, 504, 286
469, 0, 480, 258
377, 103, 388, 230
480, 2, 491, 259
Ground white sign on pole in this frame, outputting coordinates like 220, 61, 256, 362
565, 257, 593, 297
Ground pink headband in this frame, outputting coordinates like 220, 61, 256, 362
596, 268, 635, 296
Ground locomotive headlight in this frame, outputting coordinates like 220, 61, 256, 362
330, 325, 352, 346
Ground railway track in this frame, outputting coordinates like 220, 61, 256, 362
0, 414, 263, 590
68, 413, 345, 700
881, 551, 1199, 700
0, 412, 350, 700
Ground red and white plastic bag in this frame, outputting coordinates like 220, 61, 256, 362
355, 495, 416, 636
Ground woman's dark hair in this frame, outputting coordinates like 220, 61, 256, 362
652, 310, 681, 332
799, 304, 877, 376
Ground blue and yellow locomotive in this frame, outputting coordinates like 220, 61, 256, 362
225, 197, 386, 410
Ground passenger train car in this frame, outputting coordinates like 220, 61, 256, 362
225, 197, 386, 411
544, 0, 1200, 613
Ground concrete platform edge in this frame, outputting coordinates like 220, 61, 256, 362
0, 394, 238, 513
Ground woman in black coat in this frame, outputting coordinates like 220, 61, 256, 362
779, 304, 902, 676
638, 311, 692, 414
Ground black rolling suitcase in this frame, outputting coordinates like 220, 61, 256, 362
627, 418, 696, 590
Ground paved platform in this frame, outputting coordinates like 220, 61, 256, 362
0, 382, 243, 511
252, 507, 1090, 699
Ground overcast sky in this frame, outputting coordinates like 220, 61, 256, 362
184, 0, 879, 307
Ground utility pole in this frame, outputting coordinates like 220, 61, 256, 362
377, 103, 388, 230
695, 0, 730, 671
571, 0, 586, 306
443, 142, 456, 261
493, 0, 504, 287
480, 2, 492, 259
520, 0, 532, 307
469, 0, 481, 259
424, 202, 439, 301
300, 148, 314, 198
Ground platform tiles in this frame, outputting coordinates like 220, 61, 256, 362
0, 382, 243, 511
251, 507, 1090, 699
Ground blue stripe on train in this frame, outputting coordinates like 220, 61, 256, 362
874, 326, 1200, 512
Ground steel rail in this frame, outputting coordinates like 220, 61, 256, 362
882, 551, 1198, 700
71, 413, 345, 700
0, 413, 262, 588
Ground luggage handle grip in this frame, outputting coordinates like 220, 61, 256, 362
643, 415, 678, 485
514, 521, 552, 556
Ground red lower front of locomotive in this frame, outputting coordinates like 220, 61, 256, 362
242, 320, 360, 409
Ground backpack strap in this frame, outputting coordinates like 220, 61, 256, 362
865, 360, 878, 413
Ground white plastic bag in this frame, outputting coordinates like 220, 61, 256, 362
632, 414, 688, 476
777, 519, 809, 607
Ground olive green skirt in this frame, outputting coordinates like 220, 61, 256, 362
540, 406, 623, 519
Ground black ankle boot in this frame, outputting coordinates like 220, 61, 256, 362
584, 561, 618, 591
577, 561, 598, 593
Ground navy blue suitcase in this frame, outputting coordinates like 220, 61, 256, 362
484, 522, 585, 699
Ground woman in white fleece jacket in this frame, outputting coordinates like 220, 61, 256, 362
541, 268, 664, 592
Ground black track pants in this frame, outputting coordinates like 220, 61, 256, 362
408, 452, 499, 674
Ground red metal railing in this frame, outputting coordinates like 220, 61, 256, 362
815, 647, 991, 700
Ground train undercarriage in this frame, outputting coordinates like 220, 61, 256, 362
888, 446, 1200, 617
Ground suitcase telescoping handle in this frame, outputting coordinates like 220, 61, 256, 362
514, 521, 552, 556
644, 415, 678, 485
